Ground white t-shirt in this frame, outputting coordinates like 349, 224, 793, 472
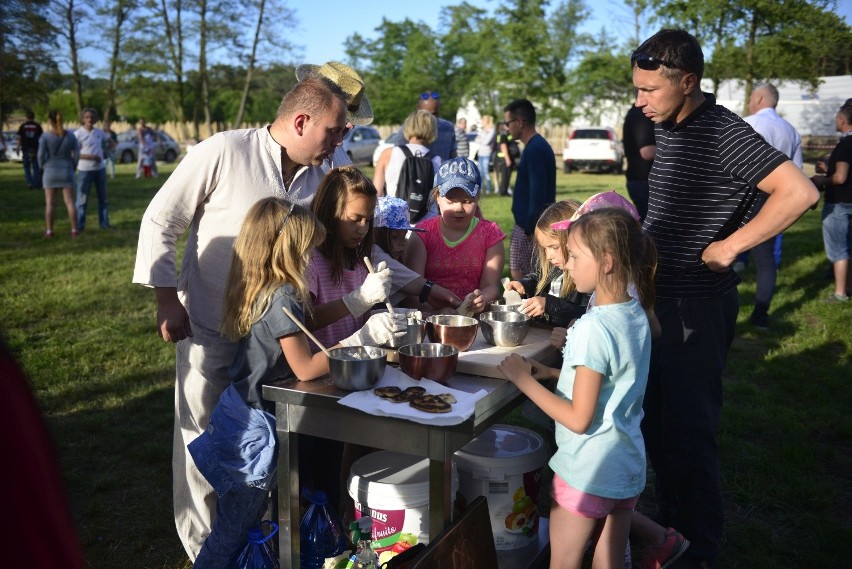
385, 143, 442, 198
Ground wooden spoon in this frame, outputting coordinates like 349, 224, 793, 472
280, 305, 332, 358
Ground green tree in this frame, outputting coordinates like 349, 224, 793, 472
0, 0, 57, 124
96, 0, 137, 122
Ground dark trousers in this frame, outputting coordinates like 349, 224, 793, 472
22, 150, 41, 188
751, 235, 779, 316
626, 179, 649, 222
495, 158, 513, 196
642, 290, 738, 564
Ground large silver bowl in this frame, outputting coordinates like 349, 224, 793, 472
425, 315, 479, 352
398, 343, 459, 384
328, 346, 387, 391
487, 298, 522, 313
479, 311, 531, 347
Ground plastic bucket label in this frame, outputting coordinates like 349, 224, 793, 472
353, 501, 421, 561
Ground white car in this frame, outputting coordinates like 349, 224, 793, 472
562, 126, 624, 174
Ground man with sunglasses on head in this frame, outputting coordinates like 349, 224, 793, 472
389, 90, 457, 161
632, 29, 818, 569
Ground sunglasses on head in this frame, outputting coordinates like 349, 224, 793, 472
420, 92, 440, 100
631, 51, 679, 71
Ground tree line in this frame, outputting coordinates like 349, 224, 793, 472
1, 0, 849, 136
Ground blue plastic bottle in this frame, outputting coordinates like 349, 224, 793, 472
300, 489, 347, 569
237, 520, 280, 569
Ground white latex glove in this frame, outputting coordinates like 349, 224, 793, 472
342, 261, 392, 317
340, 312, 407, 347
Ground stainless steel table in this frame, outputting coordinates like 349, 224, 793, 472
262, 371, 540, 569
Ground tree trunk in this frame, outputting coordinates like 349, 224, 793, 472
103, 1, 130, 122
65, 0, 84, 116
160, 0, 187, 138
743, 10, 757, 116
198, 0, 212, 137
234, 0, 265, 128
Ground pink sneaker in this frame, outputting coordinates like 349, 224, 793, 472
640, 527, 689, 569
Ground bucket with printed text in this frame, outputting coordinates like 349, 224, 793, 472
453, 424, 547, 550
347, 450, 458, 567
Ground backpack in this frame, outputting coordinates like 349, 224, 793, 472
396, 145, 435, 223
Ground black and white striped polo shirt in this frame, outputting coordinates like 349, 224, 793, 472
644, 94, 788, 299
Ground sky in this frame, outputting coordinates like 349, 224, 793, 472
291, 0, 852, 66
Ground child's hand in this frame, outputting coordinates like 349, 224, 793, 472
340, 312, 406, 347
504, 281, 526, 295
342, 262, 392, 316
550, 326, 568, 350
528, 358, 556, 381
518, 296, 546, 318
497, 353, 533, 384
468, 289, 487, 314
424, 283, 462, 310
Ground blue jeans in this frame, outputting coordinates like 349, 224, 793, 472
76, 168, 109, 230
822, 201, 852, 263
477, 154, 493, 193
193, 485, 269, 568
642, 290, 738, 564
22, 150, 40, 188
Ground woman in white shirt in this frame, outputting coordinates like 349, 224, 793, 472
373, 109, 442, 197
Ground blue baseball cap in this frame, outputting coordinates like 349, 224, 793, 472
434, 157, 481, 198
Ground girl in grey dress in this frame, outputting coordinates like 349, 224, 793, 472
38, 110, 80, 238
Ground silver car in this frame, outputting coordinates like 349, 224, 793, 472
2, 131, 23, 162
342, 125, 381, 165
115, 129, 180, 163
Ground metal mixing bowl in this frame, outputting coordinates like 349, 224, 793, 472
425, 314, 479, 352
487, 298, 522, 313
398, 343, 459, 384
386, 317, 427, 348
479, 311, 531, 347
327, 346, 387, 391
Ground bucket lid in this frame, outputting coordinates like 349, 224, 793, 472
453, 424, 547, 477
348, 451, 458, 509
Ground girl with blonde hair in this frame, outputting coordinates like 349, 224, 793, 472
505, 200, 591, 326
191, 197, 402, 568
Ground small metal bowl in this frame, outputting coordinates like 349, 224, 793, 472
425, 314, 479, 352
327, 346, 387, 391
398, 343, 459, 384
479, 311, 531, 347
487, 298, 522, 313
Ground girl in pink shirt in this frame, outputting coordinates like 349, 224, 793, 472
406, 157, 506, 314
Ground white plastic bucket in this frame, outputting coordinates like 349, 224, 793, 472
347, 450, 458, 561
453, 424, 548, 550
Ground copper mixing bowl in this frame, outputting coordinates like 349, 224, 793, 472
425, 315, 479, 352
398, 343, 459, 384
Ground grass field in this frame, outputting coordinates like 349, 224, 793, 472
0, 159, 850, 568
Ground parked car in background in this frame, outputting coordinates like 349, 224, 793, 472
342, 125, 381, 165
562, 126, 624, 174
3, 131, 23, 162
115, 129, 180, 164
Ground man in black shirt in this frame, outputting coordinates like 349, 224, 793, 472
16, 111, 43, 189
622, 102, 655, 221
633, 29, 818, 568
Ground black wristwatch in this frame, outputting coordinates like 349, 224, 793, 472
419, 280, 435, 304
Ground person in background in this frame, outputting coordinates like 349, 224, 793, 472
373, 195, 425, 268
811, 104, 852, 303
372, 110, 441, 198
135, 118, 158, 178
622, 102, 655, 221
737, 82, 804, 327
38, 110, 80, 239
17, 110, 43, 189
504, 98, 556, 281
389, 89, 457, 161
102, 119, 118, 179
455, 117, 469, 158
633, 28, 818, 568
475, 115, 496, 194
74, 108, 111, 231
493, 122, 516, 196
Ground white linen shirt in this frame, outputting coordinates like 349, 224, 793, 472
74, 127, 107, 171
743, 107, 803, 168
132, 127, 334, 333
